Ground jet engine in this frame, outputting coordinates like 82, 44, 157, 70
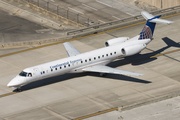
121, 44, 146, 56
105, 37, 129, 47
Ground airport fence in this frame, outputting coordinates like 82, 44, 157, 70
26, 0, 96, 26
66, 5, 180, 35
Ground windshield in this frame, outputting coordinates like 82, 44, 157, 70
19, 71, 27, 77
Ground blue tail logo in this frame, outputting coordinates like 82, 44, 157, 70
139, 15, 161, 40
138, 25, 153, 40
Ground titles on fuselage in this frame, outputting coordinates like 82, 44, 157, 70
50, 59, 82, 69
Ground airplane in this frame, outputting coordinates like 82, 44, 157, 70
7, 11, 173, 91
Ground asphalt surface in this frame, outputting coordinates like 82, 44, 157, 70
0, 0, 180, 119
0, 13, 180, 120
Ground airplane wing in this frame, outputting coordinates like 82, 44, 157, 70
82, 65, 143, 76
63, 42, 81, 57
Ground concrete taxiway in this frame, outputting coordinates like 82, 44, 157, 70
0, 14, 180, 120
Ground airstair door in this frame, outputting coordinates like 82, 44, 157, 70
33, 68, 41, 81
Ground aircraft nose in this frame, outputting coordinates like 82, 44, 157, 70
7, 76, 24, 87
7, 79, 17, 87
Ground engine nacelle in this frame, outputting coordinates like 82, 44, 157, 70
121, 44, 146, 56
105, 37, 129, 47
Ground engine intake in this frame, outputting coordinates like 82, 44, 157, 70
105, 37, 129, 47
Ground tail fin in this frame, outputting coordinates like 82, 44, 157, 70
139, 11, 173, 40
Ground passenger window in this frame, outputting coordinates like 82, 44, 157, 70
94, 57, 96, 60
110, 53, 112, 55
85, 60, 87, 62
98, 56, 100, 59
55, 68, 57, 70
43, 71, 45, 74
114, 52, 116, 54
51, 69, 53, 71
102, 55, 104, 57
64, 65, 66, 68
106, 54, 108, 56
60, 67, 61, 69
89, 59, 91, 61
68, 64, 70, 67
81, 61, 83, 63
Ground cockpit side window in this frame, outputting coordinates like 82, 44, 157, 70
19, 71, 27, 77
28, 73, 32, 77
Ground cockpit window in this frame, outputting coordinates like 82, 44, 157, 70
19, 71, 32, 77
28, 73, 32, 77
19, 71, 27, 77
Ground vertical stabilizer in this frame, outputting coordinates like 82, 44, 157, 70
139, 11, 173, 40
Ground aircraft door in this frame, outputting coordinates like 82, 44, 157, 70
33, 68, 41, 81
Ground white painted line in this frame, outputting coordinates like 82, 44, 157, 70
96, 0, 112, 8
125, 12, 135, 16
112, 16, 120, 20
82, 3, 97, 11
68, 7, 84, 14
98, 19, 106, 23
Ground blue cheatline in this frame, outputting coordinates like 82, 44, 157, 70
139, 15, 161, 40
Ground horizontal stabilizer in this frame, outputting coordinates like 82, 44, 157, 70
150, 19, 173, 24
141, 11, 154, 20
141, 11, 173, 24
83, 65, 143, 76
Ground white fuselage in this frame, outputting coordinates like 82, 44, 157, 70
7, 35, 151, 88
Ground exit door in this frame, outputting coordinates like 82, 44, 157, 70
33, 68, 41, 81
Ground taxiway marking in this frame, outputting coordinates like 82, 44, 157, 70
82, 3, 97, 11
0, 13, 180, 59
98, 19, 106, 23
0, 92, 17, 98
96, 0, 112, 8
112, 15, 121, 20
73, 107, 118, 120
0, 48, 179, 98
68, 7, 84, 14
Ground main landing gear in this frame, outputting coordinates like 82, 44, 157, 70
100, 73, 107, 77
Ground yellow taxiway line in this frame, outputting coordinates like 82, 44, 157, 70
0, 92, 17, 98
0, 48, 179, 98
0, 12, 180, 58
150, 49, 180, 58
73, 107, 118, 120
0, 12, 179, 117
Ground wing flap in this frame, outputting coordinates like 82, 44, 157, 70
83, 65, 143, 76
63, 42, 81, 57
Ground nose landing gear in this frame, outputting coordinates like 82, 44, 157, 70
15, 87, 22, 92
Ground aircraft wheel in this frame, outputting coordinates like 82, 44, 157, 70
16, 88, 22, 92
100, 73, 107, 77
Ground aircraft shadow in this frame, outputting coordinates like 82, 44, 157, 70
16, 37, 179, 92
88, 72, 151, 83
19, 73, 88, 91
19, 71, 151, 92
108, 37, 180, 67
